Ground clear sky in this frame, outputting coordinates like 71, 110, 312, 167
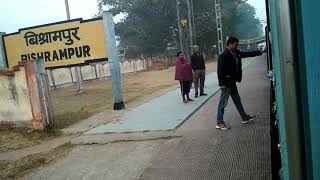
0, 0, 99, 33
247, 0, 267, 25
0, 0, 266, 34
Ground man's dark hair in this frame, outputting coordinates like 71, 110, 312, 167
176, 51, 183, 57
227, 37, 239, 46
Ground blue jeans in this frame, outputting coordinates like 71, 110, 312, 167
216, 84, 248, 124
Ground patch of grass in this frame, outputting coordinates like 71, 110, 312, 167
53, 109, 92, 129
27, 128, 62, 139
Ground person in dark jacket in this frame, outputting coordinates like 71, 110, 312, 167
191, 45, 207, 98
175, 51, 194, 103
216, 37, 262, 130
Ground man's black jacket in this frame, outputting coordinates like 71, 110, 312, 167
217, 49, 262, 86
191, 53, 206, 71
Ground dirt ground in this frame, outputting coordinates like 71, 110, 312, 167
0, 60, 217, 180
0, 143, 73, 180
51, 60, 217, 129
0, 59, 218, 180
22, 139, 181, 180
0, 127, 61, 153
0, 128, 66, 180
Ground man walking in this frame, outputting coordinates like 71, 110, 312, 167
216, 37, 262, 130
191, 45, 207, 98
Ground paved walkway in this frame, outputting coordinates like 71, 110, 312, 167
140, 55, 272, 180
86, 58, 255, 134
24, 55, 271, 180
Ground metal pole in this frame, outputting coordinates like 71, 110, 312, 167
183, 28, 189, 56
0, 32, 7, 69
64, 0, 71, 20
102, 12, 125, 110
187, 0, 194, 56
190, 0, 196, 44
176, 0, 183, 51
64, 0, 82, 93
215, 0, 224, 54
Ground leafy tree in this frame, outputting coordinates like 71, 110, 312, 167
97, 0, 263, 56
234, 3, 263, 39
98, 0, 177, 57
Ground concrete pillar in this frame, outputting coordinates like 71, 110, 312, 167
69, 67, 74, 82
143, 59, 147, 71
121, 62, 123, 73
98, 63, 104, 79
79, 66, 83, 82
49, 69, 56, 89
133, 60, 137, 73
102, 12, 124, 110
24, 59, 53, 130
130, 60, 133, 72
0, 32, 7, 69
93, 64, 98, 79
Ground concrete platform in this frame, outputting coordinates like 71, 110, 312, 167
24, 55, 271, 180
140, 55, 272, 180
85, 58, 255, 134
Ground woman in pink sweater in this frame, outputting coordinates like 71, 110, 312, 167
175, 51, 194, 103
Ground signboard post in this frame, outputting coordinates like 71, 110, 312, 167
102, 12, 125, 110
0, 32, 7, 69
64, 0, 81, 93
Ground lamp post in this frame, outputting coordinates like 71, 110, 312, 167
176, 0, 184, 52
215, 0, 224, 54
187, 0, 194, 56
64, 0, 83, 93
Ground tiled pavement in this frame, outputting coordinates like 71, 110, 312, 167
140, 55, 272, 180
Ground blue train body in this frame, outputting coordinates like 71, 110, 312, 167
266, 0, 320, 179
